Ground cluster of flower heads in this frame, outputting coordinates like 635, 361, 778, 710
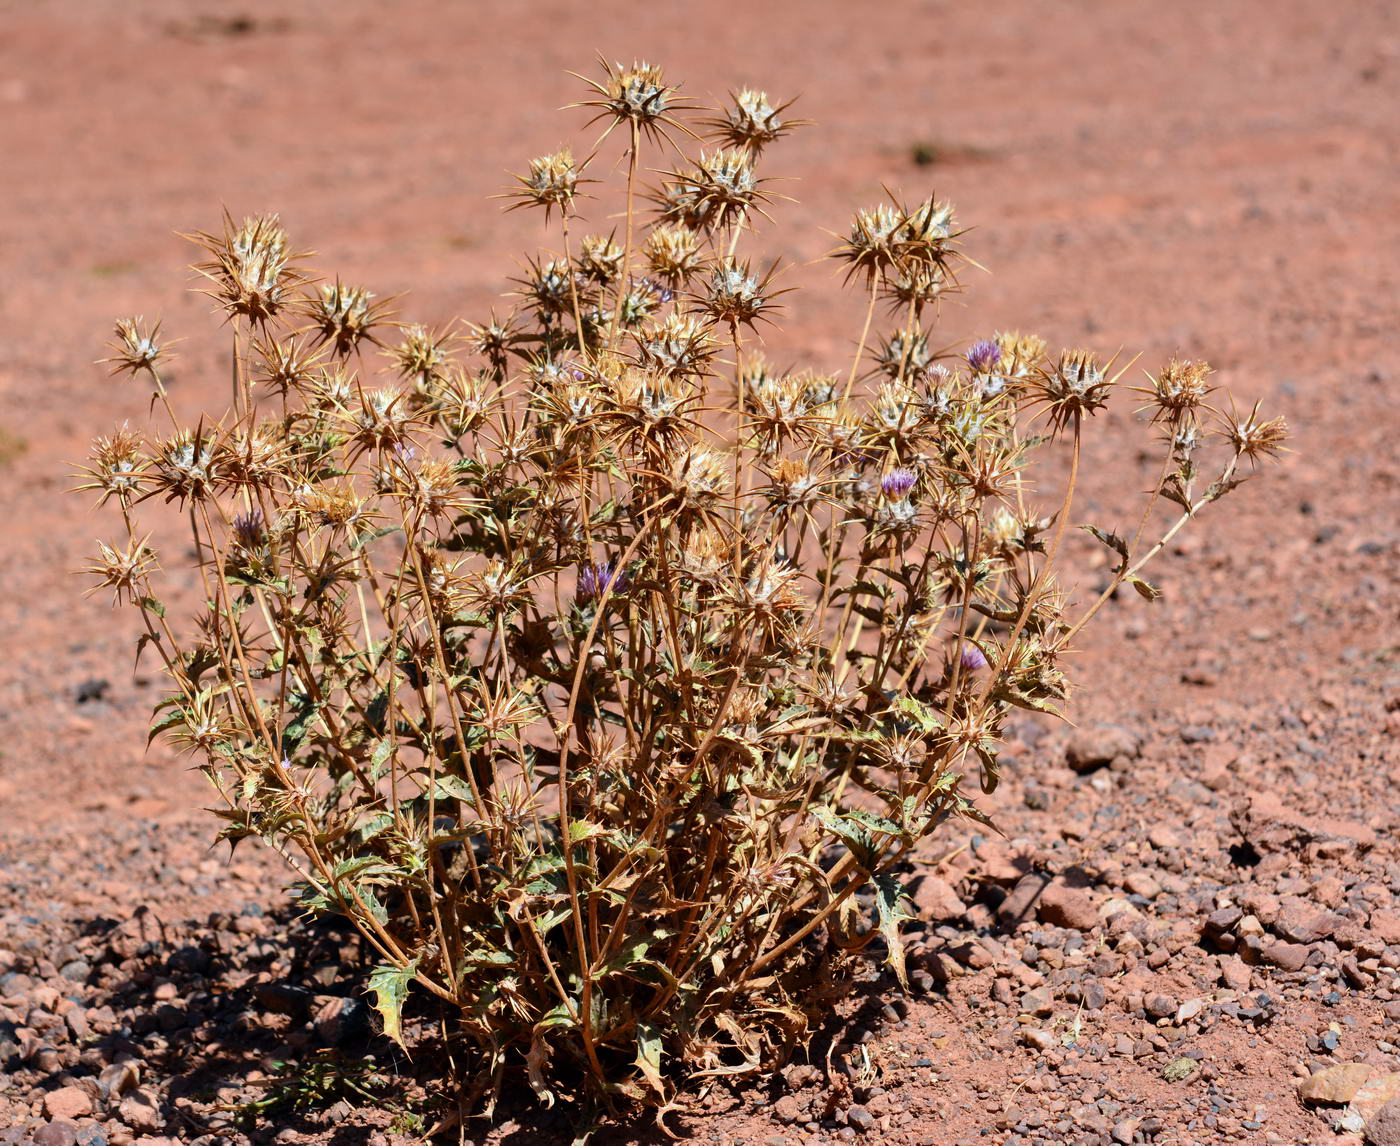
79, 58, 1287, 1115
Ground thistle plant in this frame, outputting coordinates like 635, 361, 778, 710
78, 60, 1285, 1122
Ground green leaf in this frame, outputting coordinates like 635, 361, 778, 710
892, 694, 944, 734
433, 774, 477, 804
137, 595, 166, 618
635, 1021, 665, 1098
367, 959, 419, 1051
873, 873, 912, 988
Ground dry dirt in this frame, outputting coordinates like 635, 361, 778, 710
2, 2, 1399, 1145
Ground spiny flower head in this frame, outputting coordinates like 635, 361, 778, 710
576, 58, 689, 144
698, 258, 783, 329
102, 317, 171, 377
1219, 399, 1289, 466
576, 234, 625, 286
388, 325, 457, 388
659, 148, 766, 231
507, 149, 585, 219
188, 213, 309, 325
993, 331, 1047, 386
83, 536, 158, 605
576, 560, 629, 604
635, 313, 717, 379
881, 468, 917, 501
300, 280, 395, 357
644, 224, 706, 287
704, 89, 805, 153
966, 339, 1001, 375
1140, 357, 1214, 422
153, 429, 223, 504
78, 426, 149, 505
1029, 348, 1116, 432
251, 333, 325, 395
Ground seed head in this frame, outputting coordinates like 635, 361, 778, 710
102, 317, 171, 378
644, 224, 706, 287
658, 148, 767, 231
78, 426, 149, 505
83, 536, 158, 605
1028, 348, 1116, 432
251, 334, 326, 396
703, 89, 805, 153
1219, 399, 1289, 465
387, 324, 457, 390
1139, 357, 1214, 423
698, 258, 784, 329
575, 234, 625, 287
187, 213, 309, 326
153, 429, 223, 504
299, 280, 395, 357
635, 313, 717, 379
575, 58, 690, 145
506, 148, 585, 220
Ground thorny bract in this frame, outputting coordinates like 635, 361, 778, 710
80, 59, 1285, 1123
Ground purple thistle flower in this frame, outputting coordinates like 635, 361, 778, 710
577, 560, 628, 604
880, 468, 917, 501
959, 643, 989, 672
966, 339, 1002, 374
231, 509, 266, 548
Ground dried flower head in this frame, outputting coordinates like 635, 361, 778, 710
1219, 399, 1289, 465
576, 234, 626, 287
644, 224, 706, 287
188, 213, 309, 326
77, 426, 149, 506
1028, 348, 1118, 432
251, 334, 325, 396
698, 258, 784, 329
659, 148, 767, 231
703, 89, 805, 153
299, 280, 395, 356
506, 148, 586, 219
102, 317, 171, 378
83, 535, 158, 605
575, 58, 690, 145
1139, 357, 1214, 422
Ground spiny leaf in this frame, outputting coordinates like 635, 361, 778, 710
635, 1021, 665, 1098
873, 872, 912, 988
367, 959, 419, 1051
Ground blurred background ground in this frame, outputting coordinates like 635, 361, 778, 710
1, 2, 1398, 1144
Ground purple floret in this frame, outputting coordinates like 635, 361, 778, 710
966, 339, 1002, 374
959, 643, 989, 672
577, 560, 627, 603
881, 468, 917, 500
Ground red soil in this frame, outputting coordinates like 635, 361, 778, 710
1, 2, 1398, 1144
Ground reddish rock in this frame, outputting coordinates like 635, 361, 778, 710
1370, 910, 1400, 946
1368, 1099, 1400, 1146
911, 872, 967, 923
1066, 723, 1140, 774
42, 1086, 92, 1121
1298, 1063, 1374, 1105
1262, 941, 1310, 972
1038, 881, 1097, 931
1220, 956, 1252, 992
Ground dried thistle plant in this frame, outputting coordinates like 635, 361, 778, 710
79, 60, 1285, 1129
